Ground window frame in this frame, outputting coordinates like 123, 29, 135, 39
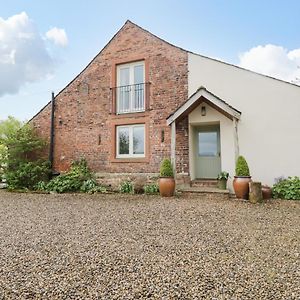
116, 61, 145, 114
116, 124, 145, 158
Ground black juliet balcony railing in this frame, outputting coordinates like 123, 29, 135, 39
111, 82, 150, 114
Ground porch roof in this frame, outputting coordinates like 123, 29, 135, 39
167, 87, 241, 125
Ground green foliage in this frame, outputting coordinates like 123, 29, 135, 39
120, 180, 134, 194
143, 183, 159, 194
0, 116, 24, 142
160, 158, 174, 178
0, 144, 7, 181
35, 180, 48, 191
217, 171, 229, 180
44, 158, 93, 193
1, 120, 50, 190
6, 160, 50, 190
235, 156, 250, 176
0, 116, 24, 182
36, 158, 107, 194
272, 176, 300, 200
80, 179, 107, 194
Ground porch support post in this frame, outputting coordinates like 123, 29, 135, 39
233, 117, 239, 161
171, 121, 176, 176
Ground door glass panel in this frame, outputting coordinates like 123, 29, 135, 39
198, 132, 218, 156
118, 127, 129, 155
118, 68, 130, 112
134, 65, 144, 84
133, 65, 144, 111
133, 126, 145, 154
120, 67, 130, 85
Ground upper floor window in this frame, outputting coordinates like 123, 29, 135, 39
116, 61, 145, 114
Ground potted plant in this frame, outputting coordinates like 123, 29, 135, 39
233, 155, 252, 199
159, 158, 175, 197
262, 185, 272, 199
217, 171, 229, 190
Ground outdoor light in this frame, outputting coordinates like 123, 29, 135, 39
201, 106, 206, 116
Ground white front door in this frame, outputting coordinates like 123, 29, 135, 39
194, 125, 221, 178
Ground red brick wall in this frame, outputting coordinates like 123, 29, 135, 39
31, 21, 189, 175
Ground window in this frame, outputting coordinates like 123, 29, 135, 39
117, 61, 145, 114
198, 132, 218, 156
116, 124, 145, 158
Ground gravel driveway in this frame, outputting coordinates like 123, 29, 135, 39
0, 191, 299, 299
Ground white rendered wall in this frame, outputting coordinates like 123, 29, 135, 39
188, 53, 300, 187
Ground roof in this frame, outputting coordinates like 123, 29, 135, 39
29, 19, 299, 122
166, 87, 241, 125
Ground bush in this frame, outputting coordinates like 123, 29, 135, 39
43, 158, 93, 193
6, 160, 50, 190
235, 156, 250, 176
35, 158, 107, 194
80, 179, 107, 194
143, 183, 159, 194
120, 181, 134, 194
1, 123, 50, 190
160, 158, 174, 177
272, 176, 300, 200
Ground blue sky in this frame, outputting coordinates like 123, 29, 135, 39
1, 0, 300, 121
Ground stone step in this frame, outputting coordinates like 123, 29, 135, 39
190, 179, 218, 188
178, 187, 230, 200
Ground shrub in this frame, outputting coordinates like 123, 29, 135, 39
160, 158, 174, 177
44, 158, 93, 193
80, 179, 107, 194
120, 180, 134, 194
235, 156, 250, 176
1, 123, 50, 190
144, 183, 159, 194
35, 158, 107, 194
6, 160, 50, 190
272, 176, 300, 200
217, 171, 229, 180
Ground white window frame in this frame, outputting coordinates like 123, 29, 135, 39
116, 61, 145, 114
116, 124, 145, 158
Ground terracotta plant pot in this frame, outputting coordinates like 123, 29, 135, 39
218, 179, 227, 190
233, 176, 252, 199
262, 186, 272, 199
159, 177, 175, 197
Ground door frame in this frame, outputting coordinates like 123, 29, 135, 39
192, 123, 221, 179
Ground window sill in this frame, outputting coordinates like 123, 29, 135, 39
110, 157, 150, 163
111, 111, 149, 119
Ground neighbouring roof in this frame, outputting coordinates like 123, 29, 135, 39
166, 87, 241, 125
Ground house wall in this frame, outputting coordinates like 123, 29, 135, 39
31, 21, 189, 188
188, 53, 300, 187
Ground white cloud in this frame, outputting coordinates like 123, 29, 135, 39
0, 12, 67, 97
239, 44, 300, 84
46, 27, 68, 47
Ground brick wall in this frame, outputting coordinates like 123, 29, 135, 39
31, 21, 189, 178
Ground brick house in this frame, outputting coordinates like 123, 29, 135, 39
31, 20, 300, 190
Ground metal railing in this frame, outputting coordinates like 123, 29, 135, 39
112, 83, 148, 114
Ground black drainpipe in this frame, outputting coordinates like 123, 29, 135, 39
49, 91, 55, 173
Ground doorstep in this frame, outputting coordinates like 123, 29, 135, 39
178, 186, 230, 200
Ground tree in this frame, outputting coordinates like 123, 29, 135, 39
0, 116, 24, 142
0, 117, 50, 189
0, 116, 24, 181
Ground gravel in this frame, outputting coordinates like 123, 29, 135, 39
0, 191, 299, 299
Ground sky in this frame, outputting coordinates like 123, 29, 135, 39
1, 0, 300, 121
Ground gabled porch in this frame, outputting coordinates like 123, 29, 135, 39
167, 87, 241, 191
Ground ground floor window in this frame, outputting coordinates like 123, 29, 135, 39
116, 124, 145, 158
